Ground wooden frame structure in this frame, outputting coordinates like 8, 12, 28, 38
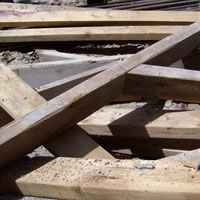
1, 3, 200, 199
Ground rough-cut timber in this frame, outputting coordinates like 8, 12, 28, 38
79, 107, 200, 139
0, 63, 113, 159
0, 63, 46, 118
0, 157, 200, 200
1, 10, 200, 27
0, 22, 200, 169
125, 64, 200, 102
0, 26, 184, 42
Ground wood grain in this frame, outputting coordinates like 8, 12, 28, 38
0, 22, 199, 169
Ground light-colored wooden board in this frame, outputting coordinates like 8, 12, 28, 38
0, 63, 113, 159
38, 63, 200, 103
0, 157, 200, 200
0, 22, 199, 169
0, 62, 46, 118
79, 106, 200, 139
125, 64, 200, 102
1, 10, 200, 28
0, 26, 185, 43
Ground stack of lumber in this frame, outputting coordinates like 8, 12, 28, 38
1, 2, 200, 200
2, 2, 200, 42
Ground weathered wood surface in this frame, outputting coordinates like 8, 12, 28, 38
0, 62, 46, 118
1, 10, 200, 28
0, 63, 113, 159
0, 26, 184, 42
36, 63, 200, 103
0, 22, 199, 169
125, 64, 200, 102
79, 106, 200, 139
0, 157, 200, 200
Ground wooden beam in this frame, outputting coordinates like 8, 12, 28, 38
0, 22, 199, 169
1, 10, 200, 28
0, 63, 113, 159
0, 26, 185, 43
124, 64, 200, 103
0, 62, 46, 118
0, 157, 200, 200
79, 106, 200, 139
38, 63, 200, 103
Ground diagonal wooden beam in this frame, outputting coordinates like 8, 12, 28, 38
0, 63, 113, 159
0, 22, 200, 169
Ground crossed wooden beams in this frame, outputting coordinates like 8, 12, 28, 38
1, 21, 200, 199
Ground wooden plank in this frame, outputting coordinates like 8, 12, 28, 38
79, 106, 200, 139
0, 63, 113, 159
46, 126, 113, 159
0, 157, 200, 200
1, 10, 200, 28
0, 26, 184, 43
0, 22, 199, 169
38, 64, 200, 103
124, 64, 200, 103
0, 62, 46, 118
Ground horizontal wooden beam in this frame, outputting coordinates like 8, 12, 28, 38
79, 106, 200, 139
0, 26, 184, 42
0, 157, 199, 200
125, 64, 200, 102
0, 10, 200, 28
0, 22, 199, 169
